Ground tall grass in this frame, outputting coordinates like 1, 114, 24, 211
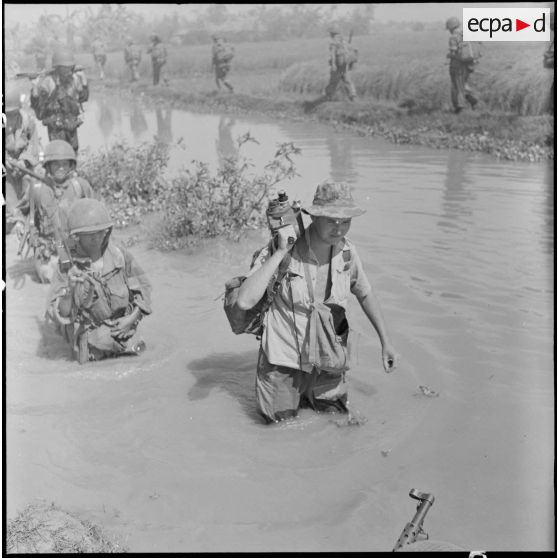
13, 28, 551, 115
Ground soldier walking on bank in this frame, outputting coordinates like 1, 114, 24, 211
30, 47, 89, 153
124, 39, 142, 82
446, 16, 479, 113
211, 34, 235, 93
147, 34, 169, 86
325, 24, 357, 102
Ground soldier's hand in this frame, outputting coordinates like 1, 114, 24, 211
68, 265, 86, 284
275, 224, 297, 252
110, 310, 140, 341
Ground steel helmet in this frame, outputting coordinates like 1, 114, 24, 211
68, 199, 113, 235
43, 140, 76, 163
328, 24, 341, 36
52, 47, 76, 67
4, 84, 22, 111
445, 16, 460, 31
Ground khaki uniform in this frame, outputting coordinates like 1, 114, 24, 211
147, 41, 168, 86
46, 242, 152, 361
29, 174, 94, 282
124, 44, 142, 82
448, 26, 478, 112
325, 35, 356, 101
211, 41, 234, 92
5, 109, 41, 201
248, 236, 372, 422
30, 72, 89, 153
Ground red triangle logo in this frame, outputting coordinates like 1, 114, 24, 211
516, 19, 530, 31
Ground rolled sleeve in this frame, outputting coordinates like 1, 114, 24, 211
349, 247, 372, 300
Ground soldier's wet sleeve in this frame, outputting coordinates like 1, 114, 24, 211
122, 247, 152, 315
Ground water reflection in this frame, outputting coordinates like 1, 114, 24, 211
130, 100, 148, 141
97, 97, 114, 141
155, 105, 173, 143
216, 116, 237, 165
438, 149, 475, 234
326, 129, 356, 182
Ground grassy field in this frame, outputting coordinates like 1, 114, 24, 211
73, 28, 554, 116
10, 29, 553, 160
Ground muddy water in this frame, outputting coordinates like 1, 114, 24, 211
7, 92, 554, 551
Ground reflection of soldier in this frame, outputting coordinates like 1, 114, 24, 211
30, 47, 89, 153
326, 129, 355, 183
46, 199, 152, 364
216, 116, 237, 163
124, 39, 142, 82
211, 34, 234, 92
543, 12, 555, 114
439, 149, 474, 235
130, 100, 148, 140
91, 37, 107, 80
325, 25, 356, 102
98, 97, 114, 140
147, 35, 169, 86
446, 17, 478, 113
155, 105, 172, 143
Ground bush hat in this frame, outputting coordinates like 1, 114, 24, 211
302, 180, 366, 219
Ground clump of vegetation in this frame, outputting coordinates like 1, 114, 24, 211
78, 140, 171, 228
7, 501, 128, 553
154, 133, 300, 250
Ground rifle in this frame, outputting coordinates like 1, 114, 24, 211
15, 65, 88, 80
5, 157, 73, 272
393, 489, 435, 551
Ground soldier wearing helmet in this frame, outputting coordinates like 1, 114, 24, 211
4, 82, 42, 206
445, 16, 479, 113
124, 38, 142, 82
325, 23, 357, 102
30, 46, 89, 153
46, 198, 152, 364
27, 139, 95, 283
147, 34, 169, 86
211, 34, 235, 93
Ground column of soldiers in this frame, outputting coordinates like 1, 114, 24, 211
4, 17, 553, 368
6, 43, 152, 365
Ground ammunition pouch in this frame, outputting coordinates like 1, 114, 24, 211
72, 271, 116, 326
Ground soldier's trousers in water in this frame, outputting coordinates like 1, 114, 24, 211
325, 67, 356, 101
449, 62, 478, 112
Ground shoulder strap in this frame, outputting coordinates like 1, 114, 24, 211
71, 177, 83, 198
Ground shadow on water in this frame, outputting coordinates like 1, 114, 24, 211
35, 316, 73, 361
187, 350, 264, 423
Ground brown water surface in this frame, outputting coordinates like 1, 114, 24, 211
6, 92, 554, 551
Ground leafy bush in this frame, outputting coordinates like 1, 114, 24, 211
78, 140, 170, 227
154, 133, 300, 250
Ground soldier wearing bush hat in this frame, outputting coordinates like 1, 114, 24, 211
46, 198, 152, 364
236, 179, 397, 424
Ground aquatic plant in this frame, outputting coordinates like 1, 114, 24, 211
78, 140, 170, 227
154, 134, 300, 249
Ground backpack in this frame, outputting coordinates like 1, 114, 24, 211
215, 43, 234, 64
224, 246, 290, 337
458, 41, 482, 64
334, 40, 359, 69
